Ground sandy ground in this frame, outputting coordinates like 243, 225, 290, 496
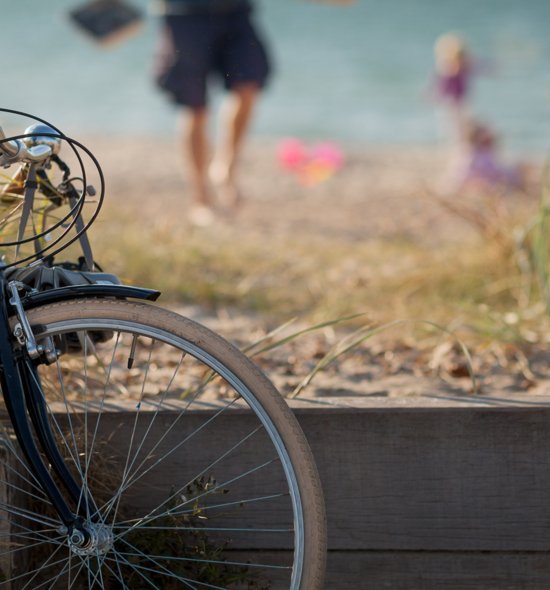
89, 135, 474, 245
83, 135, 550, 403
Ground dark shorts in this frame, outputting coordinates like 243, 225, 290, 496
154, 7, 271, 108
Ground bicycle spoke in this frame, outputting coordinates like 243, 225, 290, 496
92, 554, 107, 590
84, 331, 121, 480
108, 544, 202, 590
104, 396, 241, 516
0, 516, 63, 551
4, 543, 66, 588
0, 500, 60, 529
0, 529, 56, 545
0, 475, 50, 506
67, 557, 87, 589
30, 553, 75, 590
108, 346, 187, 506
102, 419, 262, 526
107, 338, 155, 527
102, 556, 130, 589
114, 456, 277, 541
118, 535, 291, 570
116, 524, 292, 534
28, 359, 85, 485
80, 332, 91, 521
0, 436, 52, 499
114, 491, 288, 526
25, 361, 98, 527
108, 551, 164, 590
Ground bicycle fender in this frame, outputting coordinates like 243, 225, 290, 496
19, 284, 161, 309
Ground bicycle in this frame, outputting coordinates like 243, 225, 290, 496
0, 108, 326, 589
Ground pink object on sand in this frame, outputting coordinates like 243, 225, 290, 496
309, 142, 344, 170
277, 138, 345, 186
277, 138, 308, 171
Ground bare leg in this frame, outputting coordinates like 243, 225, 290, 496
179, 107, 213, 209
210, 83, 260, 208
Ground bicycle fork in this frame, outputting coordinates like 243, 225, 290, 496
0, 274, 97, 547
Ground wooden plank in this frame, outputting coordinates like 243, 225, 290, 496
325, 551, 550, 589
73, 404, 550, 552
52, 404, 550, 551
296, 407, 550, 551
186, 550, 550, 589
5, 400, 550, 587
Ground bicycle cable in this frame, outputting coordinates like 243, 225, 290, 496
0, 107, 105, 267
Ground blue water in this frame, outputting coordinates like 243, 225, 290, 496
2, 0, 549, 153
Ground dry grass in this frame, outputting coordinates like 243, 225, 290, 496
88, 192, 550, 355
61, 139, 548, 379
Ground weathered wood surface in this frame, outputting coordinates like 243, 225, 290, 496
294, 404, 550, 551
6, 395, 550, 588
293, 398, 550, 588
98, 398, 550, 587
211, 550, 550, 589
324, 551, 550, 589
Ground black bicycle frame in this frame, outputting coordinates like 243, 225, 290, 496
0, 269, 80, 527
0, 267, 160, 531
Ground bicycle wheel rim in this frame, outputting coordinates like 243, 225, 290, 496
0, 302, 324, 589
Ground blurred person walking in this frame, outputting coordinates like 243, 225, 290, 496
153, 0, 354, 225
154, 0, 269, 224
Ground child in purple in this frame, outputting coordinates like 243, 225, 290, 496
434, 34, 473, 104
433, 33, 477, 142
452, 120, 525, 193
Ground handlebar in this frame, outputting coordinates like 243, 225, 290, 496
0, 125, 54, 164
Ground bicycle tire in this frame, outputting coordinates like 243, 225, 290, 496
0, 299, 326, 589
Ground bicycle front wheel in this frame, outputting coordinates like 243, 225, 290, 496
0, 299, 326, 589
